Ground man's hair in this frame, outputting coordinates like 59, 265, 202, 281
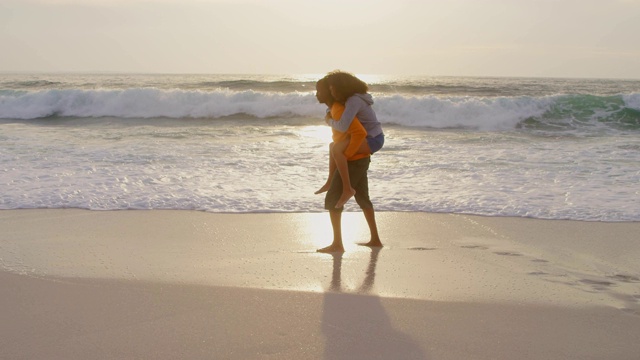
316, 75, 335, 106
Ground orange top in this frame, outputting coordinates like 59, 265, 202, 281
330, 102, 369, 161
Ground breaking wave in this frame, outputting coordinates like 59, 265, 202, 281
1, 88, 639, 132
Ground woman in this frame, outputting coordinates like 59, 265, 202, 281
315, 75, 370, 209
325, 71, 385, 156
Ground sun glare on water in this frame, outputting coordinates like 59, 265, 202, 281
299, 125, 333, 143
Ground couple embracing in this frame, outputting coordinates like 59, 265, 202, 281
314, 71, 385, 253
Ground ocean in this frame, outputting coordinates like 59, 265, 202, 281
1, 74, 639, 221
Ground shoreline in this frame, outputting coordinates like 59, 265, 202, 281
6, 207, 640, 222
2, 209, 639, 358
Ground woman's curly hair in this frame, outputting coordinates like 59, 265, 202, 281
326, 70, 368, 102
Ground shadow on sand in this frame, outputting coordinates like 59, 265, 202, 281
321, 249, 428, 359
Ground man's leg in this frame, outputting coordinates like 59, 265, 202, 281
320, 169, 346, 252
349, 158, 383, 247
360, 207, 382, 247
320, 157, 378, 252
317, 209, 345, 253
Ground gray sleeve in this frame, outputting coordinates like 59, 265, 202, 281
329, 96, 363, 133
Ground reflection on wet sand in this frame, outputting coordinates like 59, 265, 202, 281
321, 249, 427, 359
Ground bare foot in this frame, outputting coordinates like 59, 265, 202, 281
357, 240, 383, 248
335, 188, 356, 208
314, 183, 330, 194
317, 244, 345, 253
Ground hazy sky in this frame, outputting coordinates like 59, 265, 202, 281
1, 0, 639, 78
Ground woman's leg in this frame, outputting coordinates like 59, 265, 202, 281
331, 139, 356, 208
332, 138, 371, 208
315, 142, 336, 194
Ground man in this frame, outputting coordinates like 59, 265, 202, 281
315, 76, 382, 253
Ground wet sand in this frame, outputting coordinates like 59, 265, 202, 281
1, 209, 639, 359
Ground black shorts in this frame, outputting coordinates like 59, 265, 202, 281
324, 157, 373, 210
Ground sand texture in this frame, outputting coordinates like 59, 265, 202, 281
1, 209, 639, 359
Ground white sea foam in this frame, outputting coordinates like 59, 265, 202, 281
374, 94, 553, 130
623, 93, 640, 110
1, 118, 639, 221
0, 88, 320, 120
2, 74, 639, 221
4, 87, 637, 132
0, 87, 599, 132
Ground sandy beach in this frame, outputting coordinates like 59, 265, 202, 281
1, 209, 639, 359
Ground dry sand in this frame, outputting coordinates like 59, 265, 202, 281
1, 209, 639, 359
